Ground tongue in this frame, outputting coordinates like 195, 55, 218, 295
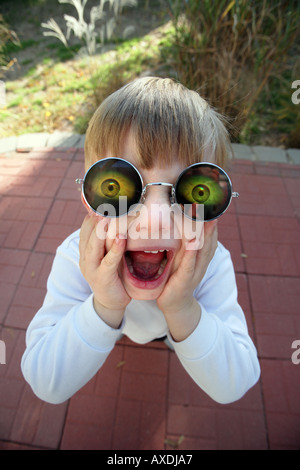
130, 251, 165, 279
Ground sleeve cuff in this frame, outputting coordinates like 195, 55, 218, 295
74, 294, 124, 351
170, 306, 219, 360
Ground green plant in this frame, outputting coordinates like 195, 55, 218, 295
163, 0, 300, 141
0, 14, 20, 77
41, 0, 138, 56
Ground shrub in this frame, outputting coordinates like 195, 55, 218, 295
163, 0, 300, 141
42, 0, 138, 56
0, 14, 19, 77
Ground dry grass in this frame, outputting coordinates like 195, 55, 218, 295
164, 0, 300, 142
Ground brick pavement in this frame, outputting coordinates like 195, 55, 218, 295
0, 139, 300, 450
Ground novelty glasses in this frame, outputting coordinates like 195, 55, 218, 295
76, 158, 239, 221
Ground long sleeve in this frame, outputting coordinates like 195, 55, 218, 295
22, 230, 260, 405
169, 243, 260, 404
21, 230, 122, 404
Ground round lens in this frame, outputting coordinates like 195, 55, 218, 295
175, 163, 232, 221
83, 158, 143, 216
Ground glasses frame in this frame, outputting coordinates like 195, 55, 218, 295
76, 157, 239, 221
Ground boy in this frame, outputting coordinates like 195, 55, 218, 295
21, 77, 260, 404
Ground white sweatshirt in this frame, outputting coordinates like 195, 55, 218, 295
21, 230, 260, 405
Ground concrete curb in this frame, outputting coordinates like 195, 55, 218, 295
0, 132, 300, 164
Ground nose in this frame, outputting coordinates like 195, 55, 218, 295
129, 184, 179, 240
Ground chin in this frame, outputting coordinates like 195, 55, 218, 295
124, 284, 164, 301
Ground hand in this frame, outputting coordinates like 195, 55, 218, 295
79, 213, 131, 328
157, 221, 218, 341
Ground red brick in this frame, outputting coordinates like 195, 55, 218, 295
139, 401, 166, 450
261, 360, 300, 414
56, 178, 82, 200
233, 174, 294, 217
216, 408, 267, 449
165, 434, 216, 450
257, 335, 293, 359
0, 283, 17, 323
120, 370, 167, 403
236, 273, 255, 340
249, 276, 300, 315
0, 378, 24, 408
168, 353, 214, 407
19, 252, 54, 289
65, 160, 85, 179
35, 222, 83, 254
123, 346, 168, 375
5, 284, 45, 328
94, 345, 123, 398
0, 248, 29, 284
74, 149, 85, 162
0, 328, 26, 379
238, 215, 300, 276
61, 421, 112, 450
62, 395, 117, 449
255, 162, 282, 176
10, 285, 45, 310
218, 212, 245, 273
11, 385, 68, 448
5, 304, 42, 329
230, 161, 255, 175
113, 399, 142, 449
267, 413, 300, 449
0, 197, 52, 250
0, 406, 17, 440
1, 144, 300, 451
167, 404, 216, 439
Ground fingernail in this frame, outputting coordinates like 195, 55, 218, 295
113, 234, 125, 245
117, 233, 127, 242
185, 237, 204, 251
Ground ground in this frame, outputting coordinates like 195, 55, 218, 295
0, 0, 170, 137
1, 0, 299, 148
2, 0, 167, 81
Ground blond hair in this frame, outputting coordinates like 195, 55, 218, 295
84, 77, 231, 171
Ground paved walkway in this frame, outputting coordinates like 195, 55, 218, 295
0, 134, 300, 450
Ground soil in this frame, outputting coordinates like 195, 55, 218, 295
1, 1, 298, 147
2, 0, 169, 81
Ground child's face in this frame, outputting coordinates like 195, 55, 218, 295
101, 131, 205, 301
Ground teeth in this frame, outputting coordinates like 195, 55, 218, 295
156, 258, 167, 277
143, 250, 167, 253
128, 264, 134, 274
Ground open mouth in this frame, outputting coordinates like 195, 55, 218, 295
124, 249, 171, 283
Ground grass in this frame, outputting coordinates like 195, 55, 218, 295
0, 31, 164, 138
0, 0, 299, 148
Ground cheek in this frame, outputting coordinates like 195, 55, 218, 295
172, 208, 204, 243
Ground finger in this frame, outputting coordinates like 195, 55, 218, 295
169, 244, 198, 287
100, 235, 127, 273
204, 220, 218, 238
83, 216, 109, 271
203, 220, 218, 254
79, 213, 98, 258
95, 216, 110, 241
193, 221, 218, 276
